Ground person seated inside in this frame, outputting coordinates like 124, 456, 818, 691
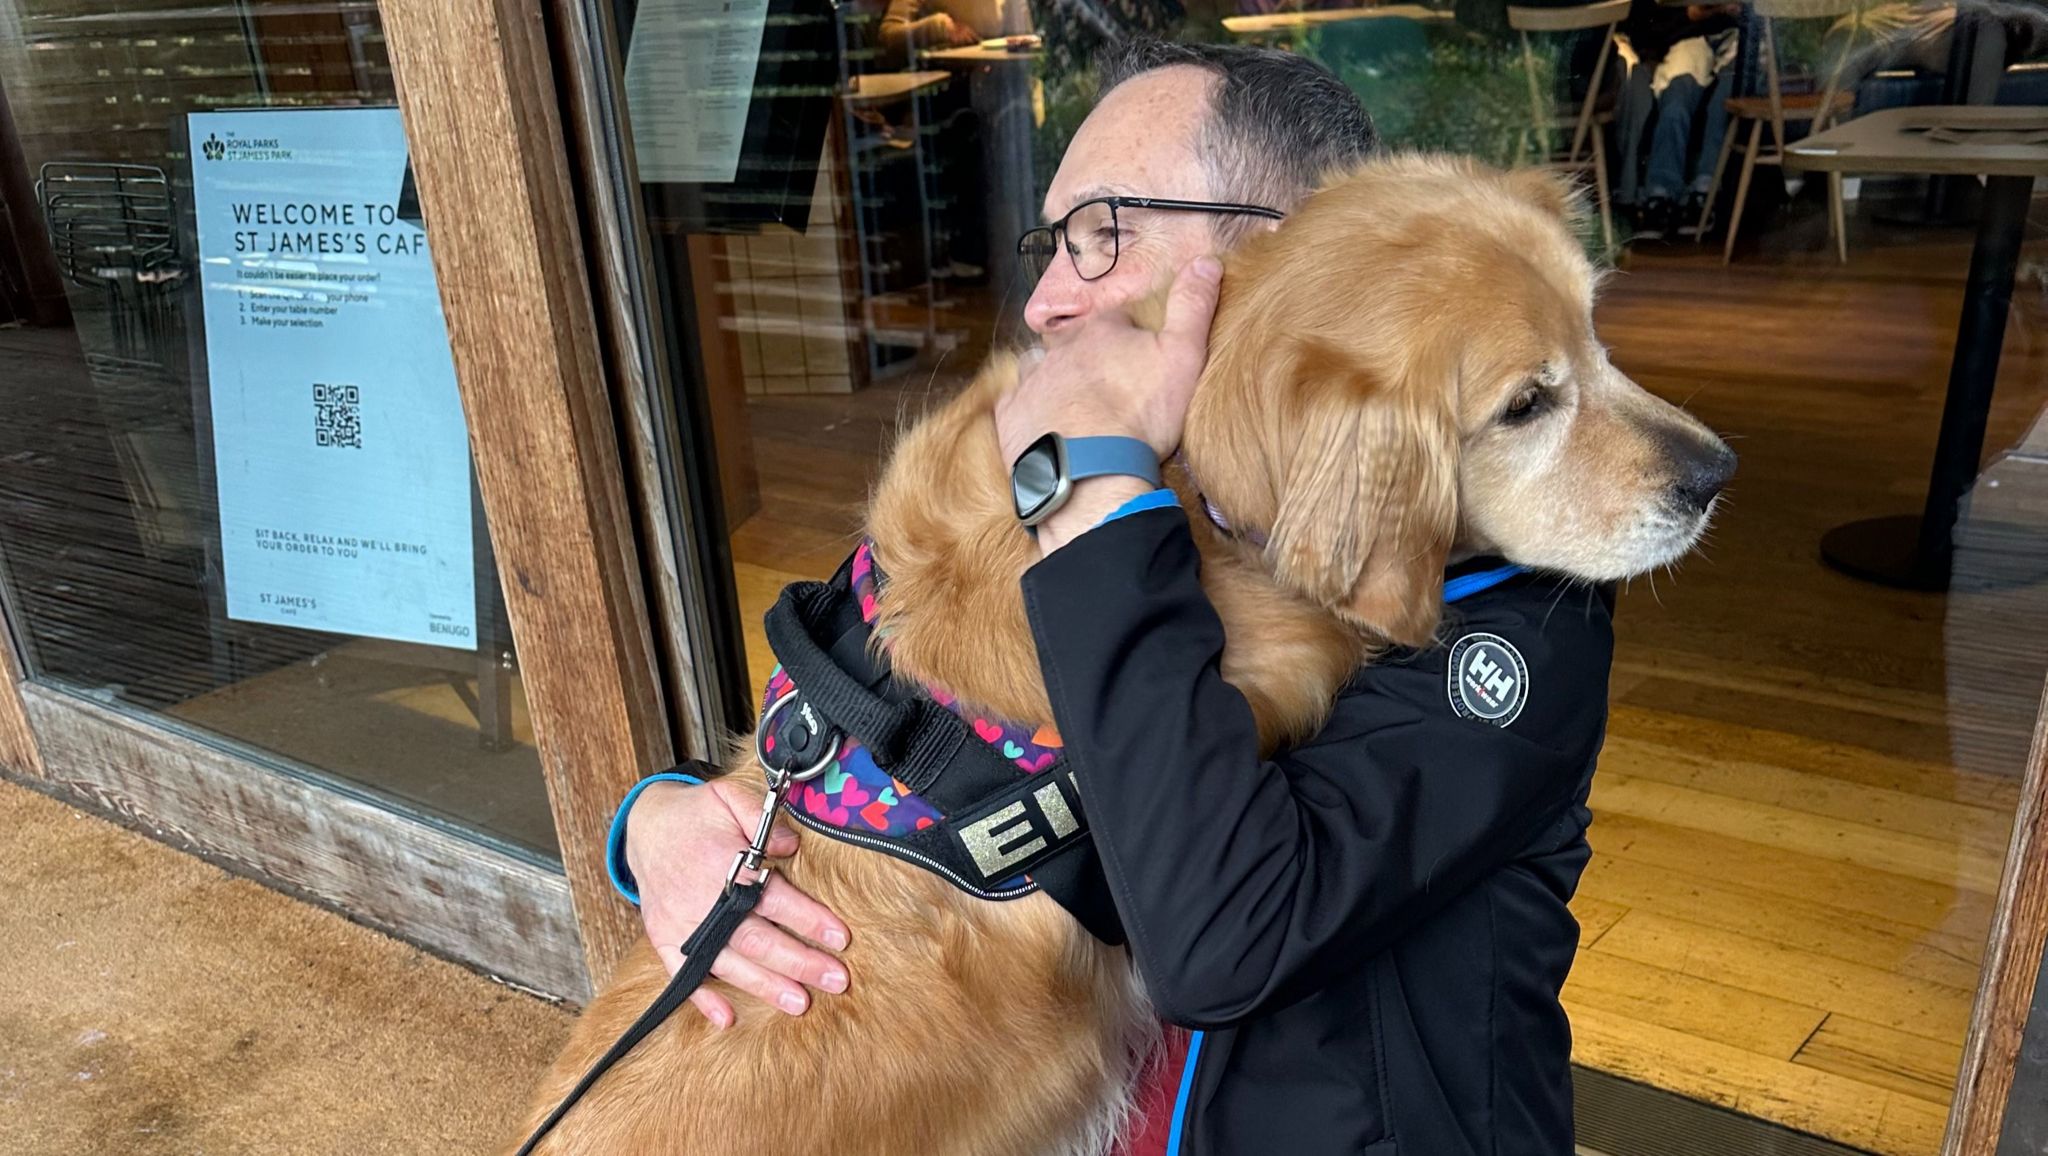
854, 0, 1023, 283
1614, 0, 1740, 241
878, 0, 980, 63
1830, 1, 2046, 93
877, 0, 1031, 63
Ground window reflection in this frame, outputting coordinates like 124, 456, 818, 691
0, 1, 555, 858
618, 0, 2047, 1149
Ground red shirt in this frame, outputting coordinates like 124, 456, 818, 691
1115, 1026, 1193, 1156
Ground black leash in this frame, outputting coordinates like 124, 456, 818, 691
511, 874, 765, 1155
513, 739, 832, 1155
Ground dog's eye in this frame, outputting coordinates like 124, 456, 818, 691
1502, 384, 1546, 425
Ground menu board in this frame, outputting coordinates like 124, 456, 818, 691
623, 0, 774, 184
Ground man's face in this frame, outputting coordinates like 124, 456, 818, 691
1024, 66, 1224, 341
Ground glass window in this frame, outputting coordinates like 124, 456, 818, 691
601, 0, 2047, 1149
0, 1, 556, 860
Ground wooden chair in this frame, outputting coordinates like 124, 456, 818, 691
1698, 0, 1859, 263
1508, 0, 1629, 253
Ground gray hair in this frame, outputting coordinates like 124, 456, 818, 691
1096, 39, 1380, 238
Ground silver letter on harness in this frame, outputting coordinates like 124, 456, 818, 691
959, 801, 1047, 878
1034, 781, 1079, 838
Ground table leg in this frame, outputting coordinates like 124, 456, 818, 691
968, 64, 1036, 309
1925, 9, 2001, 221
1820, 173, 2035, 590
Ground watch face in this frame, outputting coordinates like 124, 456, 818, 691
1012, 433, 1069, 525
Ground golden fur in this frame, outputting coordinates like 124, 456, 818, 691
513, 155, 1730, 1156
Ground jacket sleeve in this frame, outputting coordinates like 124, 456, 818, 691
605, 769, 707, 905
1021, 507, 1613, 1028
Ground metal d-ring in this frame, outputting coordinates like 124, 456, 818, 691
755, 688, 842, 783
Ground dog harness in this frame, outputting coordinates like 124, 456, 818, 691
753, 541, 1124, 943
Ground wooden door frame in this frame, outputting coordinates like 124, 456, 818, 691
378, 0, 681, 990
1945, 675, 2048, 1155
0, 588, 41, 778
544, 0, 754, 761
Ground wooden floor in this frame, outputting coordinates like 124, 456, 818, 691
720, 201, 2048, 1155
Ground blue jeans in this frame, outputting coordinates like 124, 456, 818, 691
1618, 64, 1732, 204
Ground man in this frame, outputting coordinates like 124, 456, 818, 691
612, 40, 1614, 1154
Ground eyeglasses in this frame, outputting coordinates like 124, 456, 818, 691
1016, 196, 1285, 283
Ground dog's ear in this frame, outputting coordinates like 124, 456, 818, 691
1267, 339, 1458, 649
1503, 167, 1590, 230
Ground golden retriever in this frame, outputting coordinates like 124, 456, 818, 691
513, 154, 1734, 1156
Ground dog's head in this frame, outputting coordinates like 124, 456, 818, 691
1183, 154, 1735, 648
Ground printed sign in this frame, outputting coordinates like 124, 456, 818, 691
622, 0, 772, 184
189, 108, 477, 650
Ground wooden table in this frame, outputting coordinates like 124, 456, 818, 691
921, 43, 1042, 65
845, 70, 952, 105
1223, 4, 1452, 36
1784, 106, 2048, 590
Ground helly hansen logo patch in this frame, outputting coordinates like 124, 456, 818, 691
1448, 632, 1527, 727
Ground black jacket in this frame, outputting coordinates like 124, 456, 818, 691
1021, 508, 1614, 1156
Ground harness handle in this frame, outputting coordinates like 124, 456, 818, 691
764, 581, 924, 766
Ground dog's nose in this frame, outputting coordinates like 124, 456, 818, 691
1668, 434, 1737, 512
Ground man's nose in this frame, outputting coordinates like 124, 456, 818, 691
1023, 260, 1088, 336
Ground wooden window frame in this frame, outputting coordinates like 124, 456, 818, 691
0, 601, 39, 778
1945, 677, 2048, 1155
378, 0, 683, 989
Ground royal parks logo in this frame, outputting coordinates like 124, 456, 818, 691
201, 129, 292, 163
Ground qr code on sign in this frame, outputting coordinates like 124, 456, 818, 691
314, 383, 361, 449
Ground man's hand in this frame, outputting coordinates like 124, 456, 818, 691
624, 779, 851, 1027
994, 255, 1222, 552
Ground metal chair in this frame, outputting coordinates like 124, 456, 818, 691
35, 161, 183, 362
35, 162, 199, 560
1508, 0, 1630, 254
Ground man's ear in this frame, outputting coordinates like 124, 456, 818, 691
1266, 339, 1458, 648
1126, 277, 1174, 333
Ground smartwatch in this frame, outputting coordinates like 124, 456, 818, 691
1010, 433, 1162, 526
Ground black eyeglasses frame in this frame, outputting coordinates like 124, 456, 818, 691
1016, 196, 1286, 282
